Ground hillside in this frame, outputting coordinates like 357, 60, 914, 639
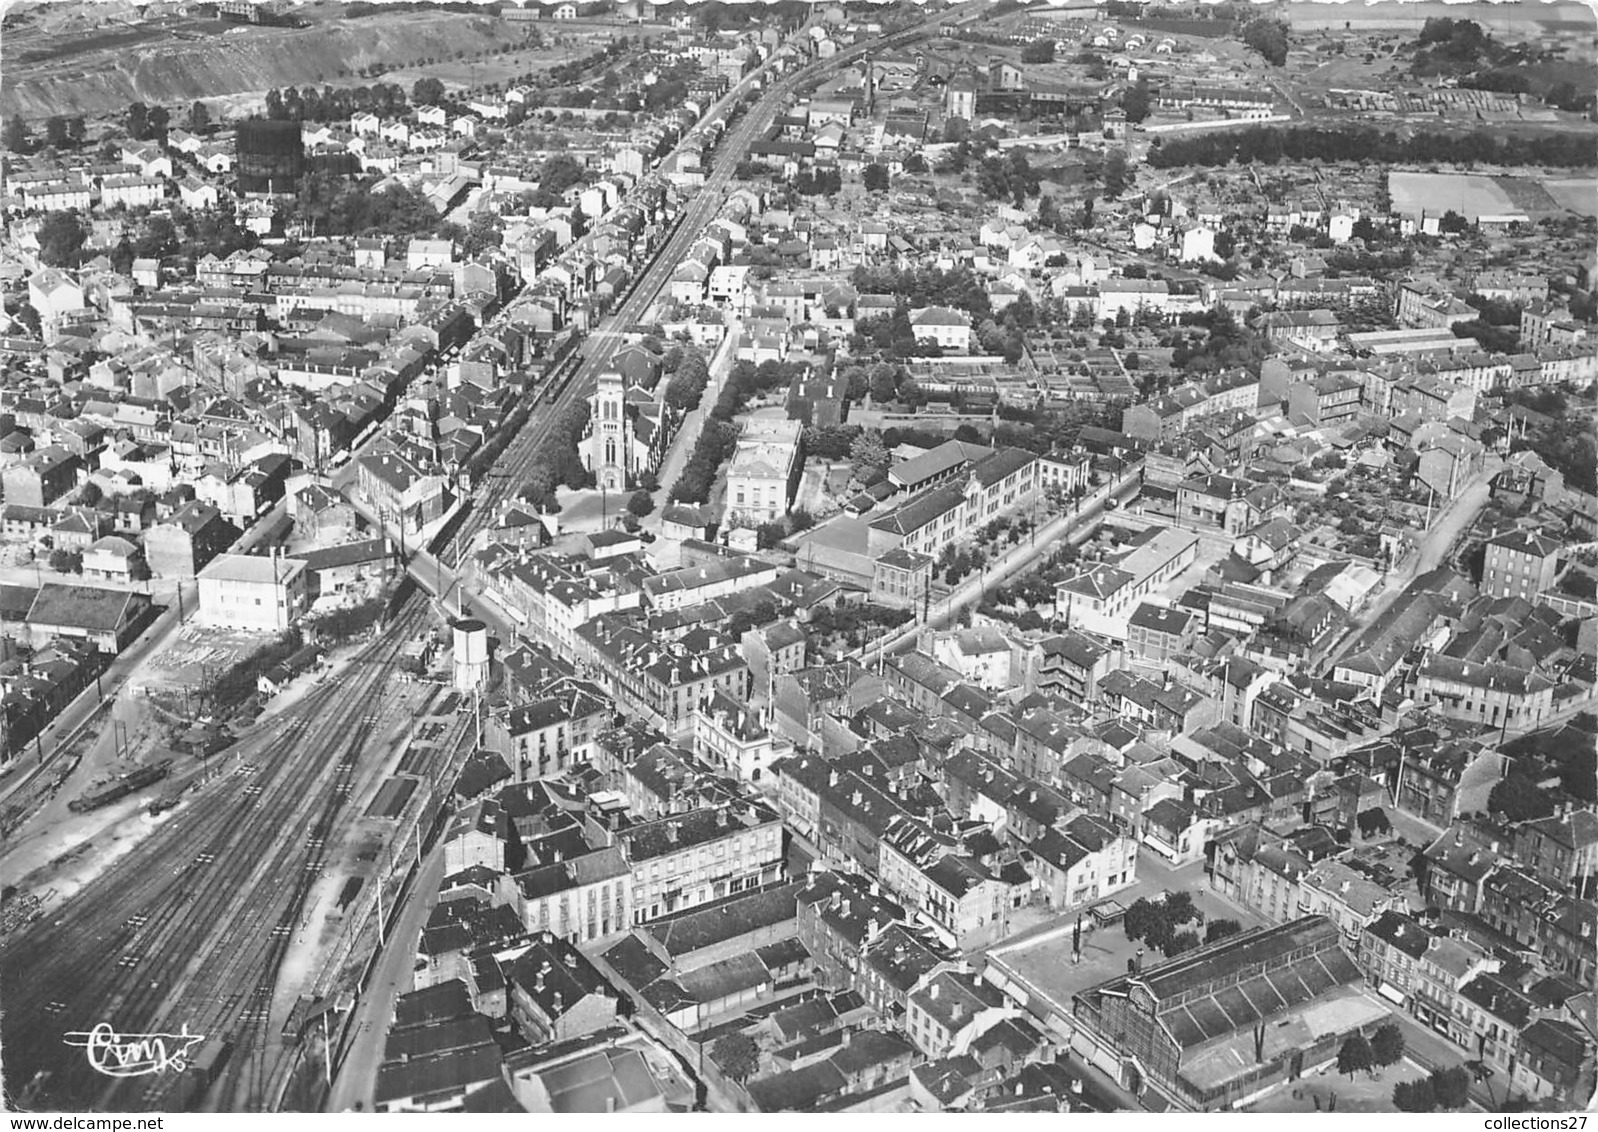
0, 9, 526, 120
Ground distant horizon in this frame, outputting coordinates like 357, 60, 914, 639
3, 0, 1594, 11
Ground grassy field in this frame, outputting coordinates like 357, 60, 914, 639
1283, 0, 1596, 31
1297, 54, 1407, 89
1387, 170, 1586, 221
1545, 179, 1598, 217
382, 23, 663, 90
381, 46, 576, 89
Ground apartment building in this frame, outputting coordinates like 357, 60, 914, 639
1480, 529, 1561, 602
617, 802, 785, 923
725, 416, 803, 525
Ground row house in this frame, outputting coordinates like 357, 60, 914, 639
1028, 812, 1138, 912
878, 816, 1008, 951
574, 614, 749, 738
617, 802, 784, 923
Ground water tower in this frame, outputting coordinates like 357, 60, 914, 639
452, 619, 489, 692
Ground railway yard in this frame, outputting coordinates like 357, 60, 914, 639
0, 28, 943, 1112
0, 596, 473, 1112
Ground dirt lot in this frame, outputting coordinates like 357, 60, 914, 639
140, 623, 264, 692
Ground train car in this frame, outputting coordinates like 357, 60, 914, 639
172, 1037, 232, 1111
68, 759, 173, 814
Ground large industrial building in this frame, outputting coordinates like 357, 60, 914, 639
1071, 916, 1387, 1111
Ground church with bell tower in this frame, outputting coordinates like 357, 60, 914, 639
578, 368, 678, 492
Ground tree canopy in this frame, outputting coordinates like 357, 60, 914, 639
1148, 125, 1596, 170
37, 211, 87, 267
1371, 1023, 1404, 1068
1242, 18, 1289, 66
1337, 1033, 1373, 1079
1021, 38, 1056, 64
412, 76, 446, 106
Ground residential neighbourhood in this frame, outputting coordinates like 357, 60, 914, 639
0, 0, 1594, 1118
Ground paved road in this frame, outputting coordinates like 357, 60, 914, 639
326, 838, 447, 1113
641, 323, 739, 529
1346, 985, 1502, 1111
365, 12, 967, 614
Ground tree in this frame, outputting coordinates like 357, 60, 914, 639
461, 209, 503, 258
49, 549, 82, 574
1021, 38, 1056, 64
709, 1032, 759, 1083
664, 350, 710, 412
45, 116, 70, 150
1371, 1023, 1405, 1068
1393, 1077, 1437, 1112
1337, 1033, 1373, 1080
3, 114, 29, 153
146, 105, 170, 140
756, 520, 788, 550
412, 77, 446, 106
1429, 1065, 1471, 1110
1242, 18, 1290, 66
1166, 930, 1199, 957
1103, 149, 1132, 197
12, 302, 41, 337
66, 116, 86, 147
1488, 774, 1556, 821
862, 163, 890, 192
1357, 807, 1392, 838
135, 214, 179, 260
850, 428, 891, 483
188, 101, 211, 132
1204, 918, 1242, 943
626, 490, 654, 518
78, 481, 104, 506
1123, 77, 1152, 124
127, 102, 150, 140
37, 211, 87, 267
1438, 209, 1471, 234
1163, 890, 1198, 926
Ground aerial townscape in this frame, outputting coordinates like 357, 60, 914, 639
0, 0, 1594, 1117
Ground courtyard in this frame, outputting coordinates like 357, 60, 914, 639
986, 848, 1270, 1013
1243, 1055, 1432, 1113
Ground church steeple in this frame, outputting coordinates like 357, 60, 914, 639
583, 369, 631, 492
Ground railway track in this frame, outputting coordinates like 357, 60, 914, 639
447, 19, 964, 554
1, 600, 429, 1112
